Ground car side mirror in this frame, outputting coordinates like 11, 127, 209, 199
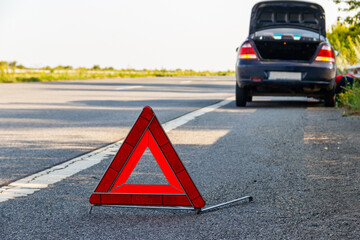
236, 47, 239, 52
334, 50, 339, 56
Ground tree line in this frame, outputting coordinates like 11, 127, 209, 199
0, 61, 116, 71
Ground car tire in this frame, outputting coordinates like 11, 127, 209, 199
324, 87, 335, 107
247, 95, 253, 102
236, 84, 247, 107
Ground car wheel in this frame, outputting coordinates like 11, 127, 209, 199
236, 84, 247, 107
247, 95, 253, 102
324, 87, 335, 107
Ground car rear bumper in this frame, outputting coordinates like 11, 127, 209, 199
236, 60, 336, 96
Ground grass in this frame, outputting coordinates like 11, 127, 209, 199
0, 68, 234, 83
337, 81, 360, 115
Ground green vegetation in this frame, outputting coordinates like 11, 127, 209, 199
327, 23, 360, 71
337, 80, 360, 115
328, 0, 360, 115
328, 24, 360, 115
0, 63, 234, 83
328, 0, 360, 71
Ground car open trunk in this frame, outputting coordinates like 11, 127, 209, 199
254, 40, 319, 61
249, 1, 326, 61
252, 28, 322, 61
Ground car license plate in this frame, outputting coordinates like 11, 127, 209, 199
268, 71, 302, 81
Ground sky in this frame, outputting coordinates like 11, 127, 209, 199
0, 0, 342, 71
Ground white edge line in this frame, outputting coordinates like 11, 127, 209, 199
0, 96, 234, 203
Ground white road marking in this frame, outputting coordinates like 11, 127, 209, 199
0, 96, 234, 203
115, 85, 143, 90
180, 81, 192, 84
162, 97, 233, 132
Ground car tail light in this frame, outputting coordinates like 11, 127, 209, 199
315, 44, 335, 63
239, 42, 258, 60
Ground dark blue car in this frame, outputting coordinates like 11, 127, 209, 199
235, 1, 336, 107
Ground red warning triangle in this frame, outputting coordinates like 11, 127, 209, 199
89, 106, 206, 209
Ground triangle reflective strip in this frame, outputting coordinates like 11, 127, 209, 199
109, 130, 184, 194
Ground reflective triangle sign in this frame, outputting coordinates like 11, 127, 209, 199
89, 106, 206, 208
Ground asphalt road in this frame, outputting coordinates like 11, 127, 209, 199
0, 76, 359, 239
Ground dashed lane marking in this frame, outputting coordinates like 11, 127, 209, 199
180, 81, 192, 84
115, 85, 143, 90
0, 96, 234, 203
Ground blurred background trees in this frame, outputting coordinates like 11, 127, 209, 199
328, 0, 360, 71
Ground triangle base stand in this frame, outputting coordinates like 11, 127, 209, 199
89, 195, 252, 215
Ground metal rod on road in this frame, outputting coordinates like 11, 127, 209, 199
200, 195, 253, 213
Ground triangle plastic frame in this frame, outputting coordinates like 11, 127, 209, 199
89, 106, 206, 209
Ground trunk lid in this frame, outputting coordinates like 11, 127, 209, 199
249, 1, 326, 36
